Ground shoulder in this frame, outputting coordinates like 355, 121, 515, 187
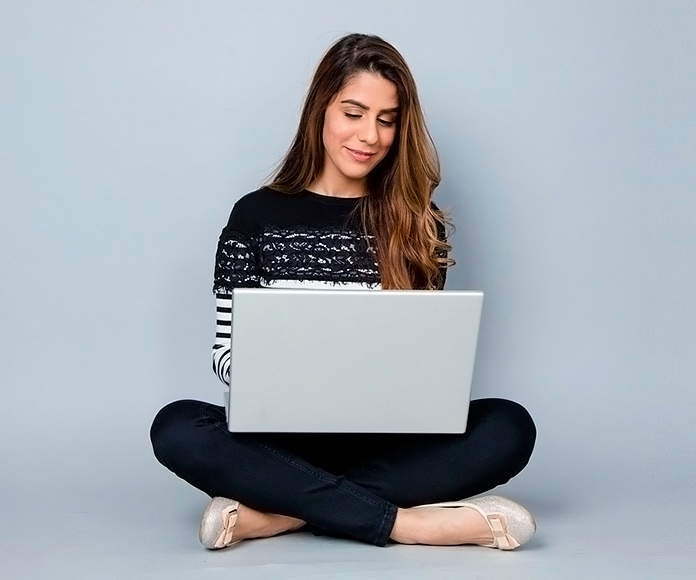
228, 186, 287, 218
222, 187, 292, 236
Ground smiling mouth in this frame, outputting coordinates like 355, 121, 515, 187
346, 148, 376, 161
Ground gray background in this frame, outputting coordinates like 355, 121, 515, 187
1, 1, 694, 578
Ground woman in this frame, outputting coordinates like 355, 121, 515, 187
150, 33, 537, 551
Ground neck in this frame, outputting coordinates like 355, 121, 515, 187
308, 172, 367, 198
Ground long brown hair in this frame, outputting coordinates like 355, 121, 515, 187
269, 33, 452, 289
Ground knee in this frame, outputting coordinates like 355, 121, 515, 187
149, 399, 202, 463
472, 398, 537, 467
495, 398, 536, 448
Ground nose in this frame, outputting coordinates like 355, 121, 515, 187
357, 119, 379, 145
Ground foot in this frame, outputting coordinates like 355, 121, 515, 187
199, 497, 305, 549
392, 505, 495, 546
391, 495, 536, 550
233, 504, 305, 540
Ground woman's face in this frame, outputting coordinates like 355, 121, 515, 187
319, 72, 399, 194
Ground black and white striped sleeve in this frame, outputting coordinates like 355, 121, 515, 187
212, 294, 233, 385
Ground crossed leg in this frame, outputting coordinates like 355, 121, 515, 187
150, 398, 536, 547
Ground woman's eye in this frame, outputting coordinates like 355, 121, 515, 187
378, 118, 396, 127
345, 113, 361, 119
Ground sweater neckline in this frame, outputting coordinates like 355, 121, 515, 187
301, 189, 364, 206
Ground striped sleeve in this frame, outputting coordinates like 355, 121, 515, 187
212, 294, 232, 385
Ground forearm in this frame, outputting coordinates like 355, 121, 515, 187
212, 294, 232, 385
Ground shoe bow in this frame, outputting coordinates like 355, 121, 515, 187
214, 504, 240, 549
486, 513, 520, 550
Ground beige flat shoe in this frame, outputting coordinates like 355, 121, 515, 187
415, 495, 536, 550
199, 497, 241, 549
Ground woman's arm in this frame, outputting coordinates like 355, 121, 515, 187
212, 294, 233, 385
211, 195, 261, 386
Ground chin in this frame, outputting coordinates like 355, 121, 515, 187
337, 168, 372, 182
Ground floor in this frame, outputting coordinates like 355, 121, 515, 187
4, 479, 694, 580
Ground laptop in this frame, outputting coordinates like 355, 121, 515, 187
225, 288, 483, 433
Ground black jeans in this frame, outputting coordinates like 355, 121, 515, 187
150, 398, 536, 546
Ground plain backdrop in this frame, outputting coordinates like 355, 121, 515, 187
1, 1, 695, 576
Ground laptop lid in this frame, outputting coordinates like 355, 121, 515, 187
227, 288, 483, 433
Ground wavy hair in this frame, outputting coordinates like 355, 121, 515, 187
269, 33, 453, 289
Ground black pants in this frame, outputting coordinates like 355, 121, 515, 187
150, 398, 536, 546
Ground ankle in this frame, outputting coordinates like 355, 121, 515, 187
390, 508, 424, 544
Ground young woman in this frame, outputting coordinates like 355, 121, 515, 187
150, 33, 537, 551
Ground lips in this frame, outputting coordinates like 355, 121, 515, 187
346, 147, 376, 162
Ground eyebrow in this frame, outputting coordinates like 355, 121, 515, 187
340, 99, 399, 114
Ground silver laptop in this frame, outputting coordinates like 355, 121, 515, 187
225, 288, 483, 433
